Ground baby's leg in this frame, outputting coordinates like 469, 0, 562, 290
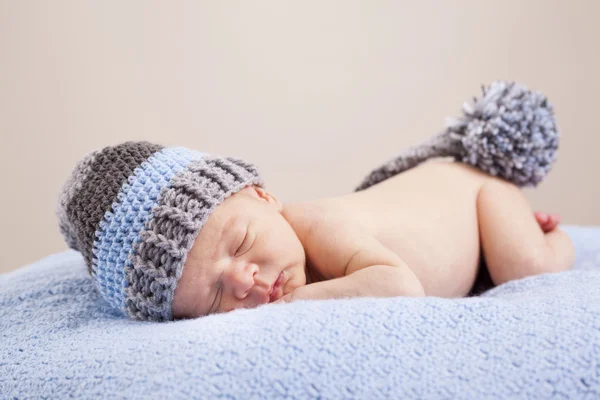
476, 179, 575, 286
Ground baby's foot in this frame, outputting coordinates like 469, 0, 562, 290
534, 211, 561, 233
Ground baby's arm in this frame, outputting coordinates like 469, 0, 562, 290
274, 264, 423, 303
275, 211, 425, 303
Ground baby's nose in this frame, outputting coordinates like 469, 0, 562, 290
230, 263, 259, 299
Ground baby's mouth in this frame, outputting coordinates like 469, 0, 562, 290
269, 271, 285, 302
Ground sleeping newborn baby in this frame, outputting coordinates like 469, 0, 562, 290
56, 82, 574, 322
172, 161, 574, 318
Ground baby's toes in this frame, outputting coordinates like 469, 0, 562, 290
534, 212, 549, 227
546, 214, 561, 231
534, 211, 557, 233
535, 212, 561, 233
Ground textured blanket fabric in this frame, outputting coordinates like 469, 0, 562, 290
1, 225, 599, 399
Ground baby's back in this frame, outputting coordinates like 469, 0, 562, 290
311, 160, 492, 297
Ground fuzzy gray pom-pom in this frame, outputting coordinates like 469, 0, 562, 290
355, 81, 559, 191
446, 81, 559, 186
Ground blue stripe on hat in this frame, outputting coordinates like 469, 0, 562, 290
91, 147, 206, 313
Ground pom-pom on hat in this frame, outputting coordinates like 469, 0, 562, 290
56, 141, 263, 322
356, 81, 559, 191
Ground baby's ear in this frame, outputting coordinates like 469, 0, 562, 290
254, 186, 282, 211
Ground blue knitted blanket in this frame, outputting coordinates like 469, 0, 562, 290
1, 225, 599, 399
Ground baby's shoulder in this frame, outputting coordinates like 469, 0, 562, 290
282, 199, 354, 240
282, 200, 389, 280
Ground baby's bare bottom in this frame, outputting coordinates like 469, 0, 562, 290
477, 180, 575, 286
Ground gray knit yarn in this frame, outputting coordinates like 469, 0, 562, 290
61, 142, 164, 273
125, 156, 263, 321
56, 142, 264, 322
355, 81, 559, 191
56, 150, 100, 251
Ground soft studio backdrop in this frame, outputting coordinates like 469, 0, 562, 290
1, 1, 599, 273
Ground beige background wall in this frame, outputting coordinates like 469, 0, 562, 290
1, 1, 599, 274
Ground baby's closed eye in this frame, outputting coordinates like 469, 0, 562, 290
235, 228, 254, 257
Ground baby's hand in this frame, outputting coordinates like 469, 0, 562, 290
534, 211, 561, 233
272, 293, 293, 304
271, 275, 356, 304
271, 285, 317, 304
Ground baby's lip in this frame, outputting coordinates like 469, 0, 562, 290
269, 272, 285, 302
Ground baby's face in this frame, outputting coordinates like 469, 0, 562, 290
172, 185, 307, 319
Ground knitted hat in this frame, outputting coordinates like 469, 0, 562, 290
56, 141, 264, 322
356, 81, 559, 191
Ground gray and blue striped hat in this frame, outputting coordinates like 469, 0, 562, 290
56, 141, 264, 322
